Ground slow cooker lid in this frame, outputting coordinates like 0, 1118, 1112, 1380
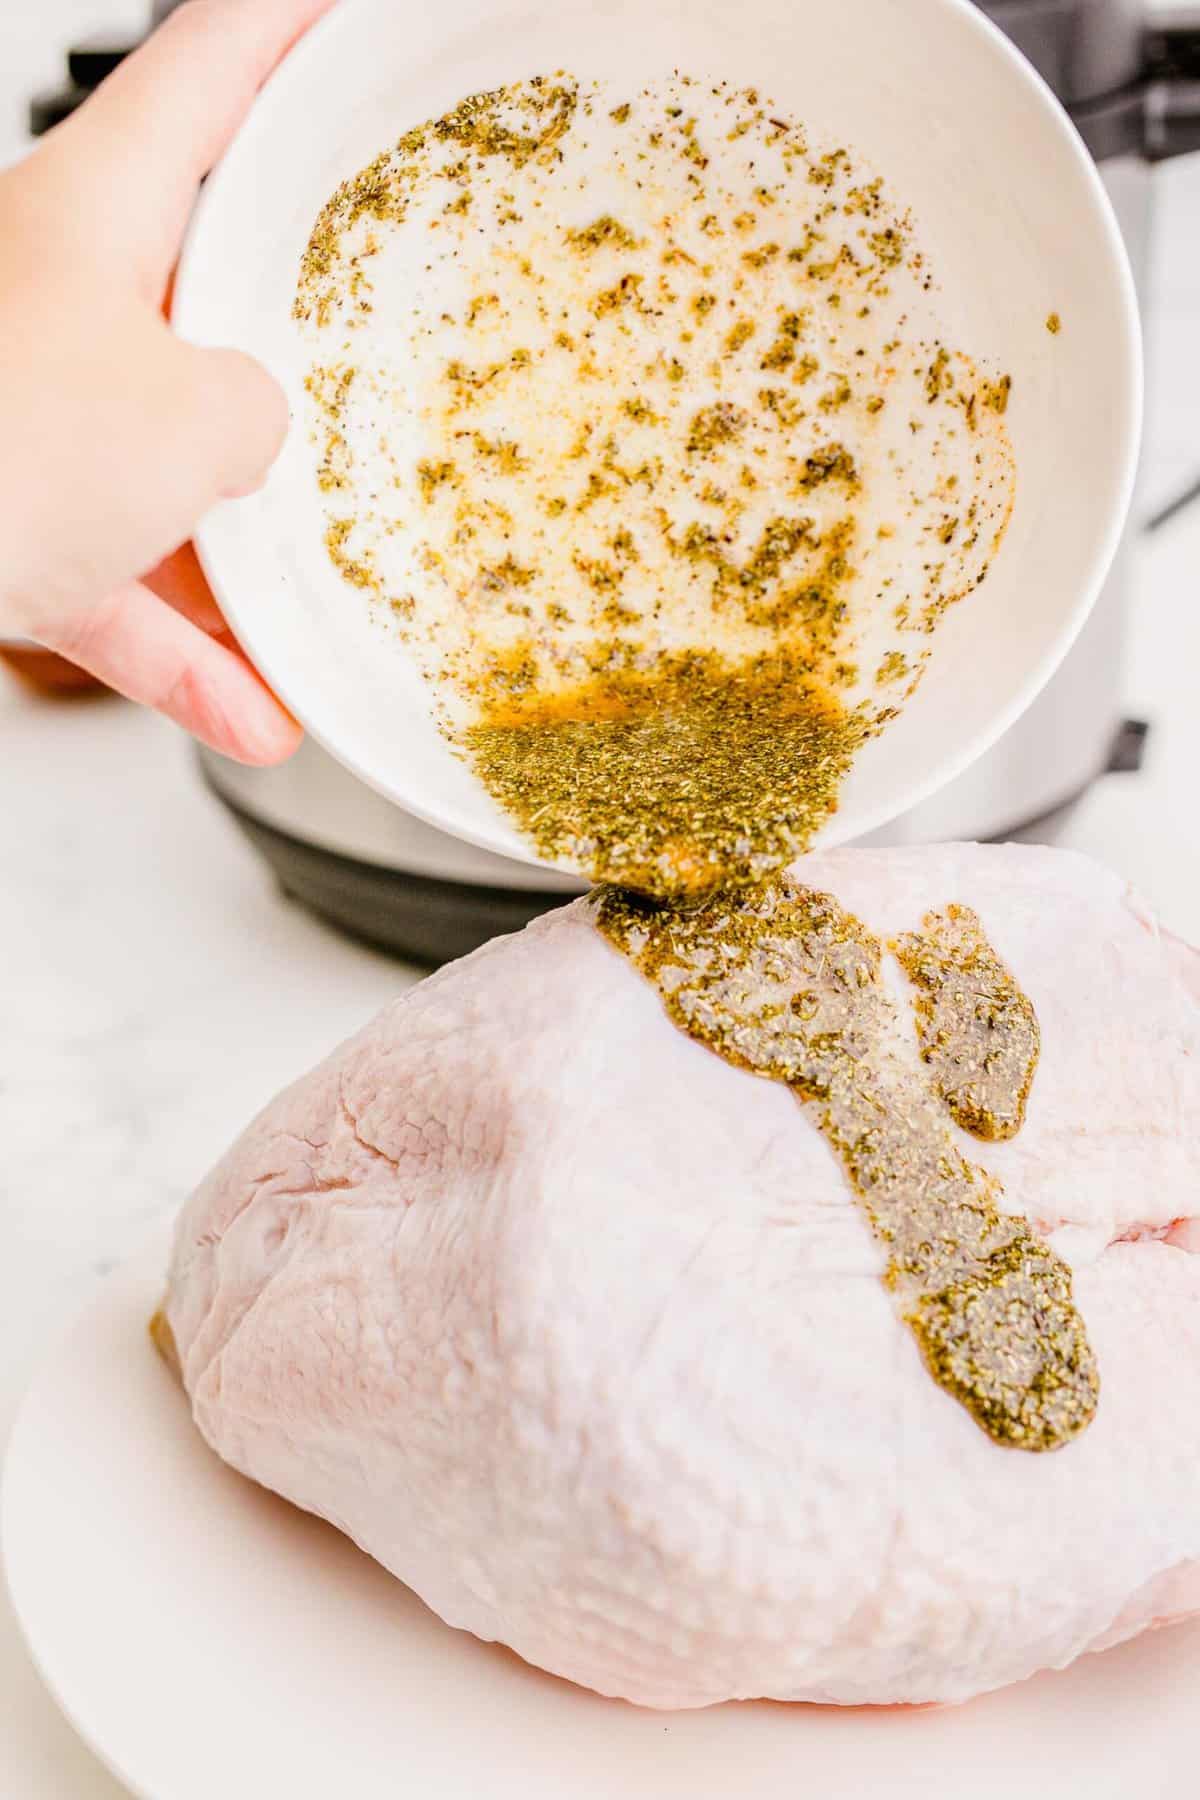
978, 0, 1145, 107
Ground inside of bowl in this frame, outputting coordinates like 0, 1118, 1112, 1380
176, 0, 1139, 867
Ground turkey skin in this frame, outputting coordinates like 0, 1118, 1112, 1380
164, 845, 1200, 1708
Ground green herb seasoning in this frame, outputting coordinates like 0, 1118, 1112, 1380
795, 444, 858, 492
431, 78, 577, 164
981, 374, 1012, 414
294, 78, 577, 325
566, 214, 641, 252
467, 651, 865, 902
685, 401, 747, 455
894, 903, 1040, 1140
324, 518, 380, 592
597, 879, 1098, 1450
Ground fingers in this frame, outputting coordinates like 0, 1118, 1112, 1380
177, 340, 291, 502
143, 542, 229, 635
52, 0, 339, 286
4, 316, 289, 619
39, 581, 303, 765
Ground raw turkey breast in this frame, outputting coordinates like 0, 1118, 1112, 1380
163, 845, 1200, 1708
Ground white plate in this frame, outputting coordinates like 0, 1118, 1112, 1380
4, 1234, 1199, 1800
173, 0, 1141, 875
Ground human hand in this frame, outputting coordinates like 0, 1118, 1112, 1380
0, 0, 337, 763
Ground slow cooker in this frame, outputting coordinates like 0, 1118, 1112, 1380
30, 0, 1200, 962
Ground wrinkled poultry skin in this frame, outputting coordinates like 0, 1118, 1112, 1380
162, 845, 1200, 1710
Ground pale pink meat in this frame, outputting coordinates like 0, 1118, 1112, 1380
165, 845, 1200, 1708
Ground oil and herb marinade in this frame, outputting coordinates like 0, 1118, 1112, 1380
465, 650, 866, 902
295, 71, 1085, 1449
297, 72, 1015, 899
597, 880, 1098, 1452
895, 903, 1040, 1141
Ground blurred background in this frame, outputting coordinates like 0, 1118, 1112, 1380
0, 0, 146, 164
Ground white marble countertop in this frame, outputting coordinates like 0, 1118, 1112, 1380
2, 6, 1200, 1795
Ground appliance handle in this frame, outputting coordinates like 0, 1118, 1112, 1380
1147, 7, 1200, 77
1143, 9, 1200, 160
1144, 75, 1200, 160
28, 36, 139, 140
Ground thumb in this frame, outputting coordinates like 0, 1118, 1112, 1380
176, 340, 290, 504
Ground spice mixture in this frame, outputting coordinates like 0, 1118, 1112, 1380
465, 649, 864, 901
597, 879, 1098, 1451
296, 71, 1015, 896
291, 77, 1101, 1440
895, 902, 1040, 1141
293, 71, 1083, 1449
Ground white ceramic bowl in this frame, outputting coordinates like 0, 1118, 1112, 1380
174, 0, 1141, 872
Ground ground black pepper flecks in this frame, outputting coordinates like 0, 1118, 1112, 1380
597, 879, 1098, 1451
